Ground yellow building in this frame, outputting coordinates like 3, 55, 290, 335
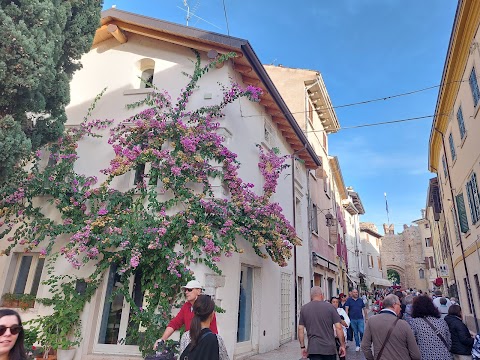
428, 0, 480, 332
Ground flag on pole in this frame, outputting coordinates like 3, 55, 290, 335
384, 192, 390, 225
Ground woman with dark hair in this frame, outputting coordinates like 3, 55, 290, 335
409, 295, 453, 360
179, 295, 229, 360
0, 309, 27, 360
445, 305, 474, 360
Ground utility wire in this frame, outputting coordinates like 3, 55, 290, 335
304, 114, 435, 133
240, 77, 472, 119
222, 0, 230, 36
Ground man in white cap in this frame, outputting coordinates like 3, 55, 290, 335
154, 279, 218, 349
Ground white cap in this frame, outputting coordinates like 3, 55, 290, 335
181, 280, 203, 289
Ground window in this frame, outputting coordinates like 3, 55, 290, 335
425, 238, 432, 247
457, 106, 466, 139
429, 256, 434, 269
448, 133, 456, 161
377, 256, 382, 270
425, 257, 430, 270
311, 204, 319, 234
425, 223, 430, 229
451, 207, 461, 243
98, 265, 144, 346
237, 265, 254, 343
442, 155, 448, 180
367, 254, 374, 268
140, 69, 154, 88
474, 274, 480, 304
134, 163, 145, 186
464, 278, 473, 313
264, 120, 275, 147
466, 172, 480, 225
469, 67, 480, 107
455, 193, 469, 233
137, 58, 155, 89
419, 269, 425, 279
10, 253, 45, 297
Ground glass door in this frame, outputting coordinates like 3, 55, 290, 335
237, 265, 253, 344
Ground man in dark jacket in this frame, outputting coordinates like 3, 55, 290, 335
445, 305, 474, 359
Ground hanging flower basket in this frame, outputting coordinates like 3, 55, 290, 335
433, 277, 444, 287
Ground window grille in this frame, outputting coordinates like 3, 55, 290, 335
448, 133, 456, 161
457, 107, 466, 139
469, 67, 480, 107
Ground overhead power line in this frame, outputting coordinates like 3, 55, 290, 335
240, 77, 473, 119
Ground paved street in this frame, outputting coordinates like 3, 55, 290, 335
247, 340, 366, 360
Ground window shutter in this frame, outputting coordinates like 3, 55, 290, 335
455, 193, 469, 233
425, 257, 430, 270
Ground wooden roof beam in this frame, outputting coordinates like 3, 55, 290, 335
107, 24, 128, 44
110, 20, 239, 56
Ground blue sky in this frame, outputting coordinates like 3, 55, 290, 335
102, 0, 457, 233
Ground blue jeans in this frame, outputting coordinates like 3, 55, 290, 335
350, 318, 364, 347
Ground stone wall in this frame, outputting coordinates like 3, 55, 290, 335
380, 224, 429, 291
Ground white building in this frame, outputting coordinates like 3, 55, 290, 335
342, 187, 365, 290
360, 223, 391, 290
0, 9, 322, 359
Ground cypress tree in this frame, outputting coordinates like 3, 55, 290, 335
0, 0, 102, 182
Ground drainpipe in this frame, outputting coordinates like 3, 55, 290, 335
291, 145, 308, 340
433, 127, 479, 332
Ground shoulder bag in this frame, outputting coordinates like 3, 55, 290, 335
422, 317, 450, 350
375, 317, 399, 360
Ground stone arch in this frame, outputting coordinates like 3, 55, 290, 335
386, 264, 406, 288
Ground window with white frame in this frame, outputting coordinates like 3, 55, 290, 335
469, 66, 480, 107
466, 172, 480, 225
457, 106, 466, 139
448, 133, 456, 161
367, 254, 374, 268
97, 265, 144, 350
264, 119, 275, 148
9, 253, 45, 297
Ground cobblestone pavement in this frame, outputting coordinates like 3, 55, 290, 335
246, 340, 366, 360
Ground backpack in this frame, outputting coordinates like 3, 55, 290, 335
473, 334, 480, 360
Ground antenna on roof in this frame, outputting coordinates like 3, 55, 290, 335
178, 1, 221, 30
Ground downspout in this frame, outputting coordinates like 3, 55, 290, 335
291, 145, 308, 340
433, 127, 479, 332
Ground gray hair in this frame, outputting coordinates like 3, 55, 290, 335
310, 286, 324, 299
404, 295, 414, 305
383, 294, 400, 309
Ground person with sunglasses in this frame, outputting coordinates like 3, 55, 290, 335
154, 280, 218, 350
0, 309, 27, 360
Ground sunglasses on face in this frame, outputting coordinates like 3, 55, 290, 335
185, 288, 194, 292
0, 325, 22, 336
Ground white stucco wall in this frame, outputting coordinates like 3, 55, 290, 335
0, 32, 314, 359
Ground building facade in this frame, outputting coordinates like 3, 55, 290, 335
264, 66, 342, 299
0, 9, 322, 359
359, 223, 390, 290
428, 0, 480, 332
381, 224, 430, 291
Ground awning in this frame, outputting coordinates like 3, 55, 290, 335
346, 273, 357, 286
367, 276, 391, 287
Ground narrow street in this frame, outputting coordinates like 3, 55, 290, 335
247, 340, 367, 360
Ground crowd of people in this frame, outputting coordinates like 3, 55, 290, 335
297, 286, 479, 360
2, 280, 479, 360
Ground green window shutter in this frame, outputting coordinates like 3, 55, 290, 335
456, 193, 469, 233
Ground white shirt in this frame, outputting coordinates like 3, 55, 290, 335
335, 307, 350, 339
432, 296, 452, 319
